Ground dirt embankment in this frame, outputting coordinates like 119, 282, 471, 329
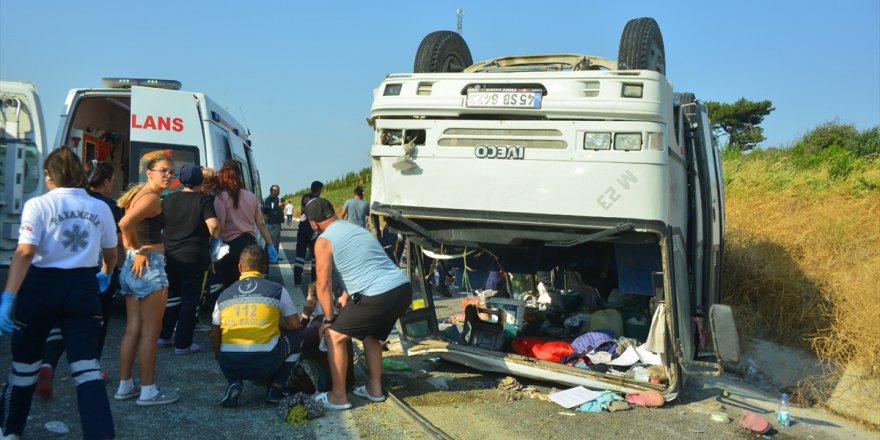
721, 152, 880, 424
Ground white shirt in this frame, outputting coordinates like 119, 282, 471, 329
284, 203, 294, 215
18, 187, 117, 269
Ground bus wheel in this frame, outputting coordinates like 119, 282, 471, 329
414, 31, 473, 73
618, 17, 666, 75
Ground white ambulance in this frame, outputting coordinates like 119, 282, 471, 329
368, 18, 739, 400
0, 78, 263, 264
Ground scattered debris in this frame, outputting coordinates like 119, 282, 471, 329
557, 411, 576, 416
710, 411, 730, 423
624, 391, 664, 408
607, 400, 631, 412
382, 359, 411, 371
739, 410, 771, 434
578, 391, 625, 413
44, 421, 69, 434
687, 401, 725, 415
495, 376, 523, 392
522, 386, 547, 401
276, 392, 324, 424
495, 376, 524, 403
426, 376, 452, 390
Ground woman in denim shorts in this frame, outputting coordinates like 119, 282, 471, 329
115, 155, 179, 406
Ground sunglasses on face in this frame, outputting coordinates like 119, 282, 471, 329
150, 168, 177, 177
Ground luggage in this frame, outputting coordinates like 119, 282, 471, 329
460, 304, 506, 350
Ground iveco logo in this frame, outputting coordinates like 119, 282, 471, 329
474, 145, 525, 160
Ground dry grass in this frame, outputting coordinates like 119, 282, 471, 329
721, 153, 880, 382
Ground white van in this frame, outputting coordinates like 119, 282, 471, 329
0, 78, 264, 264
367, 18, 739, 400
0, 81, 47, 265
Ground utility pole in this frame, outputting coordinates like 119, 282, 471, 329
456, 8, 463, 34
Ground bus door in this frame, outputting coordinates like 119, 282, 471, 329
396, 239, 440, 352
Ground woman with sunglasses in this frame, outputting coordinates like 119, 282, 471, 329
115, 155, 179, 406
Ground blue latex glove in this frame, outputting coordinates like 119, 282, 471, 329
267, 246, 279, 264
96, 271, 111, 293
0, 291, 18, 334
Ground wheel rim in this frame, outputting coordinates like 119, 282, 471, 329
442, 55, 465, 72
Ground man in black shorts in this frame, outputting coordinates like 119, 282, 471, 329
305, 198, 412, 410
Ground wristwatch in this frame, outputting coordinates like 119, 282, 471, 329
323, 317, 336, 324
133, 247, 147, 255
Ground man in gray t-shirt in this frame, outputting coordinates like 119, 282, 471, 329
341, 186, 370, 228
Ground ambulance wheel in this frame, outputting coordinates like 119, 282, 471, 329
414, 31, 473, 73
618, 17, 666, 75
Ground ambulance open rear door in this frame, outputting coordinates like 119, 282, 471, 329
129, 86, 205, 188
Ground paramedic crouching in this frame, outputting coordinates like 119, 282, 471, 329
305, 198, 412, 410
211, 245, 303, 407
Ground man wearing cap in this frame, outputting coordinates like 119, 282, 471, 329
305, 198, 412, 410
159, 165, 221, 354
262, 184, 283, 259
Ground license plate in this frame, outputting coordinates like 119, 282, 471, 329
466, 91, 542, 109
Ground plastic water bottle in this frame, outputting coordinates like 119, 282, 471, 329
319, 334, 328, 352
777, 392, 791, 427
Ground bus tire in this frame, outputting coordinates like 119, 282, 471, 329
414, 31, 473, 73
618, 17, 666, 75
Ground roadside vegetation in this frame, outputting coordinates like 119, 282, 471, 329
283, 167, 370, 215
720, 121, 880, 394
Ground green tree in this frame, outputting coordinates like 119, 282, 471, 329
706, 98, 775, 151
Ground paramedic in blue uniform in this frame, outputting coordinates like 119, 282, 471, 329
305, 198, 412, 410
0, 147, 117, 439
293, 181, 323, 287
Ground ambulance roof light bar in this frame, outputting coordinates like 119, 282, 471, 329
101, 78, 182, 91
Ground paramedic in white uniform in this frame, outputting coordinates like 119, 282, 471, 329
0, 147, 118, 440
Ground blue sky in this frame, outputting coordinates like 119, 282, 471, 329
2, 1, 878, 194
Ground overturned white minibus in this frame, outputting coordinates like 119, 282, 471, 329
368, 18, 739, 400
